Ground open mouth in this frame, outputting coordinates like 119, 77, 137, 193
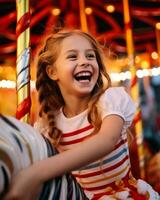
74, 71, 92, 82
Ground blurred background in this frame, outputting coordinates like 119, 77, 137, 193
0, 0, 160, 192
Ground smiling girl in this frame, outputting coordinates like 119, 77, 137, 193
4, 29, 159, 200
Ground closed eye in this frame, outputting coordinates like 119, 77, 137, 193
86, 53, 96, 59
67, 54, 77, 60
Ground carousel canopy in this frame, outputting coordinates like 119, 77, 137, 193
0, 0, 160, 78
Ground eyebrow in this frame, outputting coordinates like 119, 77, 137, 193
64, 48, 95, 54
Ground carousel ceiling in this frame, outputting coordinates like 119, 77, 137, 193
0, 0, 160, 68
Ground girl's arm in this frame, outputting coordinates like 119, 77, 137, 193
31, 114, 124, 182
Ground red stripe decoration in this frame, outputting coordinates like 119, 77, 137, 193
74, 155, 129, 178
90, 171, 136, 199
60, 135, 90, 145
16, 12, 30, 37
62, 124, 93, 137
82, 169, 132, 192
114, 138, 127, 150
61, 127, 127, 146
131, 75, 137, 88
84, 182, 112, 191
16, 97, 31, 120
132, 111, 141, 126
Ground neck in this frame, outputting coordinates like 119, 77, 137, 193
63, 96, 90, 118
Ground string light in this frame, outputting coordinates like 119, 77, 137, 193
110, 67, 160, 82
151, 51, 159, 60
52, 8, 61, 16
156, 22, 160, 30
141, 60, 149, 69
85, 7, 92, 15
0, 80, 16, 88
105, 4, 115, 13
1, 67, 160, 88
0, 80, 35, 89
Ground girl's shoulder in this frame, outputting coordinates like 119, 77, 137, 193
99, 86, 133, 104
101, 86, 128, 98
98, 86, 136, 123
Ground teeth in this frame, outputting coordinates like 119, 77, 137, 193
74, 71, 92, 82
76, 72, 91, 77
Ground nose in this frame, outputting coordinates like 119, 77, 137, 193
78, 55, 90, 67
79, 63, 90, 68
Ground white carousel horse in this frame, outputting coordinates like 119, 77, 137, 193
0, 114, 88, 200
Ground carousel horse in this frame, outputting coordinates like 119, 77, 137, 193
0, 114, 88, 200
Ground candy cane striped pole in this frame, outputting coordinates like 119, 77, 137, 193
123, 0, 145, 179
79, 0, 88, 32
16, 0, 31, 123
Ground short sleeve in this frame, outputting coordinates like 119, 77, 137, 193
98, 87, 136, 128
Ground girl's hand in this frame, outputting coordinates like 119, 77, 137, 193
3, 167, 43, 200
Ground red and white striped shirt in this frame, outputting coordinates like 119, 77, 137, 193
54, 87, 136, 198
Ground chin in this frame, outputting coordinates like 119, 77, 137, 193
76, 89, 93, 97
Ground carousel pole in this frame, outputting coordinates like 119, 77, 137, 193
122, 0, 145, 179
16, 0, 31, 123
79, 0, 88, 32
156, 23, 160, 65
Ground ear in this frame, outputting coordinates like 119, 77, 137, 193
46, 65, 58, 81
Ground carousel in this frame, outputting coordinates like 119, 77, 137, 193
0, 0, 160, 199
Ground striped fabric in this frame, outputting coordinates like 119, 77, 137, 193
59, 122, 132, 197
0, 114, 88, 200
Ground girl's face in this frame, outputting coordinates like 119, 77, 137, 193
48, 34, 99, 98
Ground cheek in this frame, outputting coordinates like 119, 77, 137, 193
58, 67, 73, 80
63, 63, 75, 75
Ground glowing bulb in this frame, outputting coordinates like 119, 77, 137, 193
105, 5, 115, 13
156, 22, 160, 30
151, 51, 158, 60
110, 73, 121, 82
125, 71, 132, 79
52, 8, 61, 16
141, 60, 149, 69
151, 67, 160, 76
85, 7, 92, 15
136, 70, 143, 78
144, 69, 150, 76
0, 80, 16, 88
135, 56, 141, 63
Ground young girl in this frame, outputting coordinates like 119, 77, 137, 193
4, 29, 159, 200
